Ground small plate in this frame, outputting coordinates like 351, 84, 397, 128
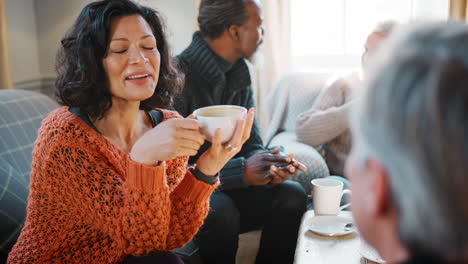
305, 215, 355, 237
359, 242, 386, 263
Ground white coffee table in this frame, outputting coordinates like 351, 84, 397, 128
294, 210, 378, 264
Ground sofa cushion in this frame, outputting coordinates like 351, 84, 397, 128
0, 159, 28, 259
262, 72, 334, 195
263, 72, 331, 145
0, 89, 59, 261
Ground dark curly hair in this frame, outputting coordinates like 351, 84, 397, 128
55, 0, 183, 119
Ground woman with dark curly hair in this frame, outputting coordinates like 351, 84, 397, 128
7, 0, 254, 263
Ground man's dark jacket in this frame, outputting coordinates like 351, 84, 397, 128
174, 32, 264, 190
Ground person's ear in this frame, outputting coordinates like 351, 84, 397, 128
228, 25, 241, 41
366, 158, 392, 218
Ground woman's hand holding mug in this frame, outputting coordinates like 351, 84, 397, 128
130, 118, 205, 166
195, 108, 255, 176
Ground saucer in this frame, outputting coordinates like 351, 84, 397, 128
305, 215, 355, 237
359, 242, 386, 263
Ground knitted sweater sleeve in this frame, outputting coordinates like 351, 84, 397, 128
125, 159, 218, 253
159, 111, 219, 249
45, 127, 217, 256
163, 157, 218, 249
296, 77, 352, 147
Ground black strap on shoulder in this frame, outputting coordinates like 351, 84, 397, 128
147, 110, 163, 127
69, 107, 101, 134
70, 107, 163, 132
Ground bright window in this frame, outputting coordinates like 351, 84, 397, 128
290, 0, 449, 71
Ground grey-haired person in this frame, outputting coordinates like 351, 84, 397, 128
347, 21, 468, 264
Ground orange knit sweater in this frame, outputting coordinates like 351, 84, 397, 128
8, 107, 218, 264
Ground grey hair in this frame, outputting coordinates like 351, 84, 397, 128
198, 0, 249, 39
351, 21, 468, 261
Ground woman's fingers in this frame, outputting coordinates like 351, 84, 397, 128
175, 138, 203, 156
242, 108, 255, 142
211, 128, 222, 149
173, 118, 200, 131
228, 119, 246, 148
179, 148, 199, 157
179, 138, 203, 150
223, 108, 254, 151
177, 129, 205, 146
200, 108, 254, 157
186, 114, 197, 120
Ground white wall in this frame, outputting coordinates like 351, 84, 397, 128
35, 0, 93, 78
33, 0, 196, 79
6, 0, 196, 90
142, 0, 197, 55
5, 0, 41, 84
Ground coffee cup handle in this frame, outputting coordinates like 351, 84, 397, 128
339, 189, 352, 211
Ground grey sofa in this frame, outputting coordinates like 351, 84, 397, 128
263, 72, 332, 195
0, 89, 59, 263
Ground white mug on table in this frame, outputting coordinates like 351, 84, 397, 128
311, 178, 351, 215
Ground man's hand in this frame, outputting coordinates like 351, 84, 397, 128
243, 147, 307, 185
268, 152, 307, 184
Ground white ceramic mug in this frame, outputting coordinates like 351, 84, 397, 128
193, 105, 247, 143
311, 178, 351, 216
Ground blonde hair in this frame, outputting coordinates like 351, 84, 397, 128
371, 20, 398, 37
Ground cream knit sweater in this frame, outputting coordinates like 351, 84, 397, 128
296, 73, 360, 176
